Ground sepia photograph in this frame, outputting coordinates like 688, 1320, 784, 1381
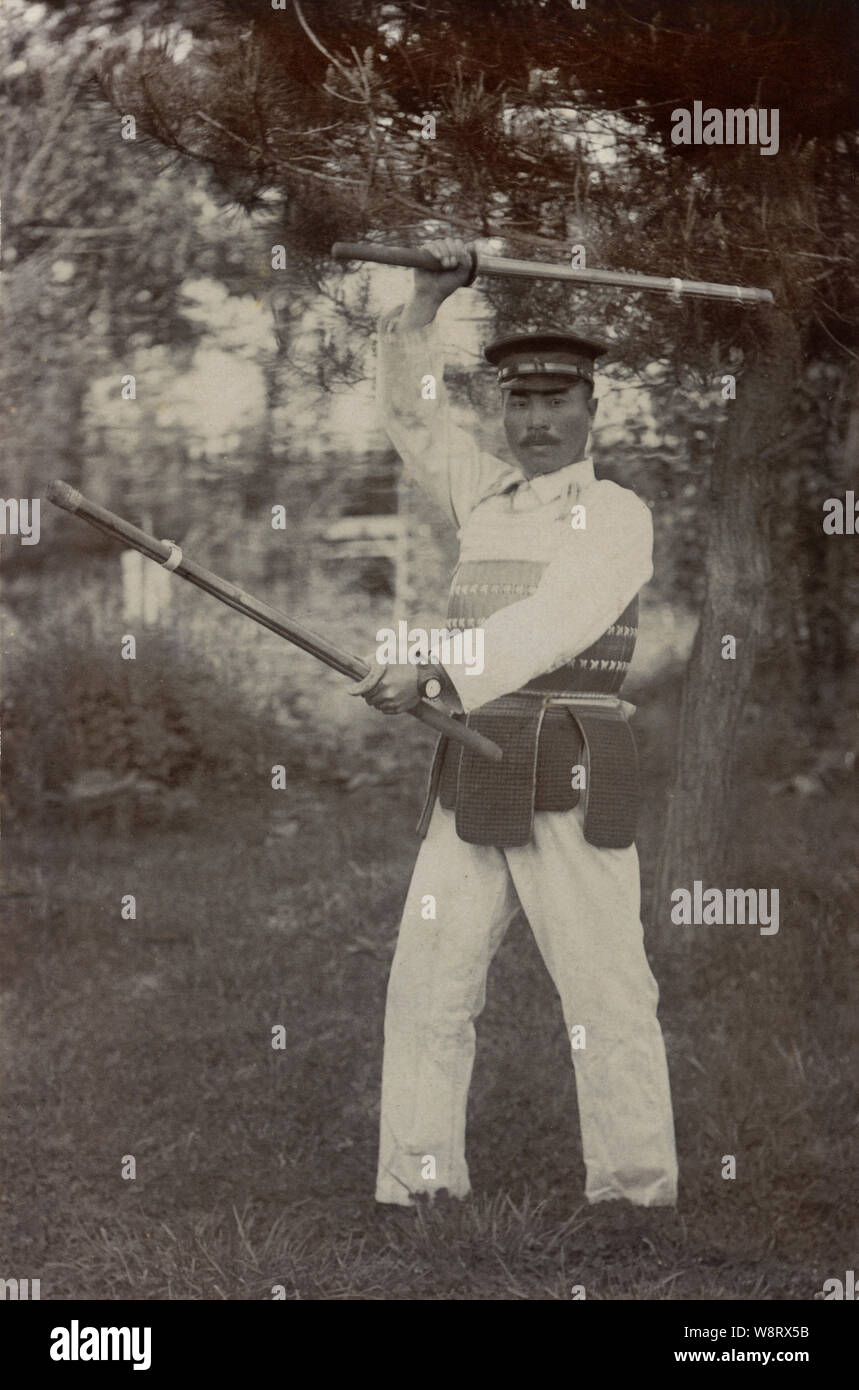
1, 0, 856, 1335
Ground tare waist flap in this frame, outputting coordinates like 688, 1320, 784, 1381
417, 692, 640, 849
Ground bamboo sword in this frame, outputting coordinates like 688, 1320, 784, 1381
331, 241, 774, 305
46, 481, 502, 763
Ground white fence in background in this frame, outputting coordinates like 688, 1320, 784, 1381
121, 548, 173, 625
318, 481, 414, 610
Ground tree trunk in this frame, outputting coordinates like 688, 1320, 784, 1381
652, 319, 801, 929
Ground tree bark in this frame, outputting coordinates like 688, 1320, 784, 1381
652, 318, 801, 929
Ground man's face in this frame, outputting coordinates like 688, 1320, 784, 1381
502, 382, 597, 476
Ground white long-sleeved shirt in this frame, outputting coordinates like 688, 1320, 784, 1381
376, 305, 653, 712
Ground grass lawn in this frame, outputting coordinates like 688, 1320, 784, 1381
1, 720, 855, 1301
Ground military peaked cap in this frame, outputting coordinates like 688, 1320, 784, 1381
485, 327, 609, 390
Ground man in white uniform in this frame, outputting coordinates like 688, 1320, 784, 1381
350, 237, 678, 1212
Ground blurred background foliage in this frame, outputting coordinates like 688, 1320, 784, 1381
1, 1, 857, 877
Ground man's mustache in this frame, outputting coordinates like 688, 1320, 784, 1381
522, 434, 560, 445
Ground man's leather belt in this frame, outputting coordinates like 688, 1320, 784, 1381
416, 692, 639, 850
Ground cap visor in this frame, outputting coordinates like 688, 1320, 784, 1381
500, 374, 588, 391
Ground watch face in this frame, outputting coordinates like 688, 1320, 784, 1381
423, 677, 443, 699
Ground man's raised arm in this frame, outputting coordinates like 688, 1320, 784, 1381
376, 236, 516, 529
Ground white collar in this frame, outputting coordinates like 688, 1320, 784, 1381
527, 456, 594, 503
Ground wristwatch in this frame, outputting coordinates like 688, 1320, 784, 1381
416, 660, 448, 701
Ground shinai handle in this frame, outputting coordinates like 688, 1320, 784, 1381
331, 241, 478, 285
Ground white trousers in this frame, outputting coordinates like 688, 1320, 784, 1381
376, 800, 678, 1207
